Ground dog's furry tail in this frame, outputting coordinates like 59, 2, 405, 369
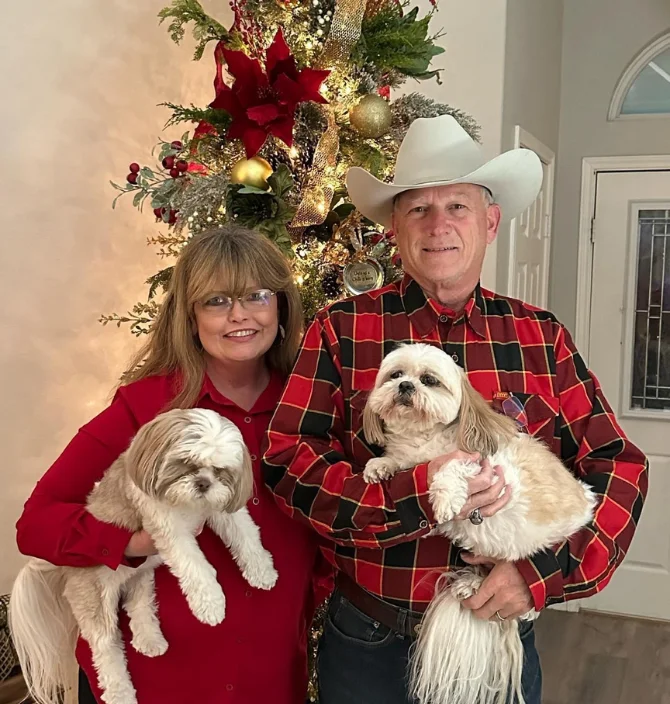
409, 571, 525, 704
9, 559, 79, 704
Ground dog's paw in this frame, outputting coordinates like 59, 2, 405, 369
429, 459, 479, 522
450, 571, 485, 601
99, 678, 138, 704
131, 629, 168, 658
243, 551, 279, 590
187, 584, 226, 626
363, 457, 397, 483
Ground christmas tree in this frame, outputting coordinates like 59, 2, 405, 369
101, 0, 479, 334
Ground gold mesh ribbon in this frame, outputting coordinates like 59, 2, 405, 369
290, 0, 368, 229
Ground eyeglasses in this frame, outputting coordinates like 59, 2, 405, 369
200, 288, 277, 312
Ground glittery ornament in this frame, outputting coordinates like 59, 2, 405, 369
349, 94, 392, 139
230, 156, 274, 190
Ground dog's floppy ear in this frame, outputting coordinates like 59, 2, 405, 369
227, 444, 254, 513
456, 375, 516, 457
362, 400, 386, 447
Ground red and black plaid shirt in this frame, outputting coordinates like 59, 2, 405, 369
262, 274, 648, 613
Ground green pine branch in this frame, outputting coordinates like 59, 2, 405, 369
356, 3, 445, 82
160, 102, 232, 131
158, 0, 234, 60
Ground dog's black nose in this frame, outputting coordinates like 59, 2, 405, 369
195, 477, 212, 493
398, 381, 415, 395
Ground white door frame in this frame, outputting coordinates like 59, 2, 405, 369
506, 126, 555, 304
575, 155, 670, 361
560, 155, 670, 615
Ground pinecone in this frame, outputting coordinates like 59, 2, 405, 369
321, 268, 341, 298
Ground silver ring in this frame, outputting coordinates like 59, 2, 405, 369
468, 508, 484, 525
496, 611, 506, 621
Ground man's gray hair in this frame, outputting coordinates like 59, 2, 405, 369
392, 185, 495, 209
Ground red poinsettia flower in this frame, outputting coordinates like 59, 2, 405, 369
210, 30, 330, 158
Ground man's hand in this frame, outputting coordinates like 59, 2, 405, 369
427, 453, 511, 520
459, 553, 534, 620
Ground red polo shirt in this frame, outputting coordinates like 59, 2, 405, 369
16, 372, 327, 704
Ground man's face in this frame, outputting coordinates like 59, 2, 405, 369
391, 183, 501, 296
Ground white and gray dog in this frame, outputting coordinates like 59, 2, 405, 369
10, 408, 277, 704
362, 343, 596, 704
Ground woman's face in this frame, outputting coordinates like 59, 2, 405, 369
193, 284, 279, 367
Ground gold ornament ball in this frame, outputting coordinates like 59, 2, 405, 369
349, 94, 392, 139
230, 156, 273, 190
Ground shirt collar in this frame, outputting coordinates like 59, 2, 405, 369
400, 274, 487, 339
198, 370, 285, 414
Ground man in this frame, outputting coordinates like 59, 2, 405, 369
262, 115, 648, 703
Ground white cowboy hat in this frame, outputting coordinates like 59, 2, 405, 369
346, 114, 543, 230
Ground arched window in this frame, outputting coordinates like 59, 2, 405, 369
609, 32, 670, 120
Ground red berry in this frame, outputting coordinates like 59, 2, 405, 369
170, 140, 183, 150
129, 162, 140, 173
371, 233, 384, 244
162, 155, 175, 170
153, 207, 163, 219
169, 168, 180, 179
385, 229, 395, 240
176, 160, 188, 172
126, 173, 138, 184
167, 209, 178, 224
392, 252, 402, 266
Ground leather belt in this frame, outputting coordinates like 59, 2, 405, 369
335, 571, 424, 638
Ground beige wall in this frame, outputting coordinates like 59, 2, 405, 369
551, 0, 670, 332
497, 0, 564, 293
0, 1, 214, 593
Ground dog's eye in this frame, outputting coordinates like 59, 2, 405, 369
389, 370, 404, 380
420, 374, 440, 387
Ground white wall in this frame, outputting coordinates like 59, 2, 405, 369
0, 1, 213, 593
551, 0, 670, 332
497, 0, 564, 293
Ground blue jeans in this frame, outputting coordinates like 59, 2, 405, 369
317, 591, 542, 704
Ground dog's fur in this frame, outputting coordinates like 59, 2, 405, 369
9, 408, 278, 704
362, 343, 597, 704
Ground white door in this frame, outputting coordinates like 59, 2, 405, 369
585, 170, 670, 622
507, 127, 554, 308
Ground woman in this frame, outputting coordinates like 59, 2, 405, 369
16, 225, 328, 704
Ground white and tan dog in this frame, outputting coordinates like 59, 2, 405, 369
362, 343, 597, 704
9, 408, 278, 704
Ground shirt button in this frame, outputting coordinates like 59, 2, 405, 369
419, 520, 428, 529
439, 314, 449, 323
246, 590, 252, 598
252, 497, 260, 506
250, 454, 257, 461
244, 416, 252, 424
452, 354, 459, 362
226, 684, 233, 691
102, 549, 109, 556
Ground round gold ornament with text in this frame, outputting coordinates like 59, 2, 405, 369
230, 156, 273, 190
349, 94, 392, 139
343, 256, 384, 295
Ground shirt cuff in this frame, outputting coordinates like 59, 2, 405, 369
516, 550, 565, 612
95, 523, 136, 570
388, 463, 437, 535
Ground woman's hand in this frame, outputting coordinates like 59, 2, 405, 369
428, 454, 511, 521
124, 530, 157, 558
124, 522, 205, 558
